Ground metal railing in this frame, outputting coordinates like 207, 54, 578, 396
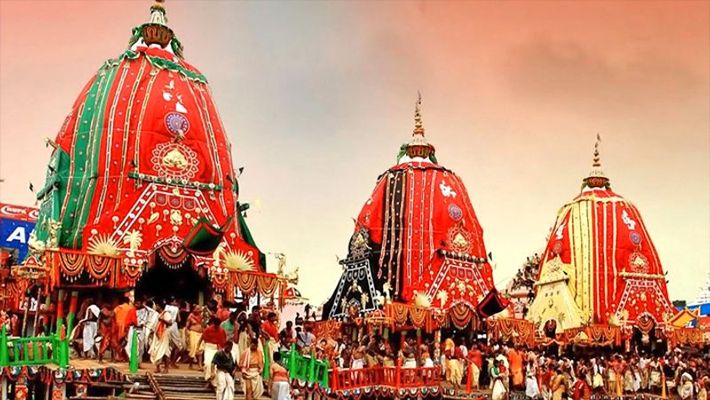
0, 327, 69, 368
281, 345, 330, 388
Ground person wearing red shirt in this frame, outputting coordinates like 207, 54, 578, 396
261, 312, 280, 341
573, 369, 592, 400
200, 317, 227, 381
467, 343, 483, 389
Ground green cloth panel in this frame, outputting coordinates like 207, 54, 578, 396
237, 209, 266, 269
66, 60, 120, 247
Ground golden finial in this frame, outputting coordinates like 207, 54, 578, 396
414, 91, 424, 135
592, 133, 601, 168
150, 0, 168, 25
583, 133, 610, 190
401, 91, 436, 163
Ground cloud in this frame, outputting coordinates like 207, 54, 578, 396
502, 36, 708, 117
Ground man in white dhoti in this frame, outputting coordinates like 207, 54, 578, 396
76, 304, 100, 358
491, 359, 509, 400
213, 341, 236, 400
165, 298, 184, 366
125, 300, 150, 363
149, 303, 173, 373
200, 317, 227, 382
240, 338, 264, 400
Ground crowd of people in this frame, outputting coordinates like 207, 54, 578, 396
318, 332, 709, 400
64, 294, 709, 400
68, 295, 294, 400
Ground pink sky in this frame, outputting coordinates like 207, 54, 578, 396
0, 0, 708, 304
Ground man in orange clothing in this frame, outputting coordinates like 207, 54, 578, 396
508, 346, 524, 390
114, 295, 136, 362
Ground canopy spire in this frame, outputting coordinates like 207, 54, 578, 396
583, 133, 610, 190
399, 92, 436, 163
129, 0, 183, 58
150, 0, 168, 26
414, 91, 424, 135
592, 133, 602, 169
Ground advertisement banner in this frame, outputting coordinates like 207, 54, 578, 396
0, 203, 38, 264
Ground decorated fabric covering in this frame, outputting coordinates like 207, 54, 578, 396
561, 325, 622, 347
532, 138, 674, 329
527, 255, 588, 332
183, 216, 231, 255
476, 288, 509, 318
29, 2, 265, 290
356, 162, 495, 306
324, 96, 500, 324
486, 318, 536, 348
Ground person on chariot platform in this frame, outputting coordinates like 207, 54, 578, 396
279, 320, 296, 351
186, 305, 205, 369
143, 300, 159, 355
679, 372, 694, 400
97, 303, 119, 363
122, 298, 141, 364
467, 342, 483, 390
149, 302, 173, 373
444, 338, 464, 389
114, 295, 135, 360
129, 299, 153, 363
296, 325, 315, 352
496, 352, 511, 392
200, 317, 227, 381
491, 359, 509, 400
421, 351, 434, 368
525, 359, 540, 399
508, 345, 524, 389
403, 348, 417, 368
72, 303, 100, 358
572, 367, 592, 400
214, 295, 231, 322
550, 367, 567, 400
351, 339, 366, 369
165, 297, 185, 367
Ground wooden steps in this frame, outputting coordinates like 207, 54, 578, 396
123, 372, 225, 400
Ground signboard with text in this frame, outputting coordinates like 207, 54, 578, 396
0, 203, 38, 265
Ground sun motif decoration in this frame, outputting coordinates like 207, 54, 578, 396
223, 249, 256, 272
413, 291, 432, 307
87, 234, 120, 256
151, 142, 199, 181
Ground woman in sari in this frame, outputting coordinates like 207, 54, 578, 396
186, 306, 204, 369
240, 338, 264, 400
491, 359, 508, 400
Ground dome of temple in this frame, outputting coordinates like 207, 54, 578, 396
527, 136, 674, 331
323, 95, 499, 320
30, 1, 264, 288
